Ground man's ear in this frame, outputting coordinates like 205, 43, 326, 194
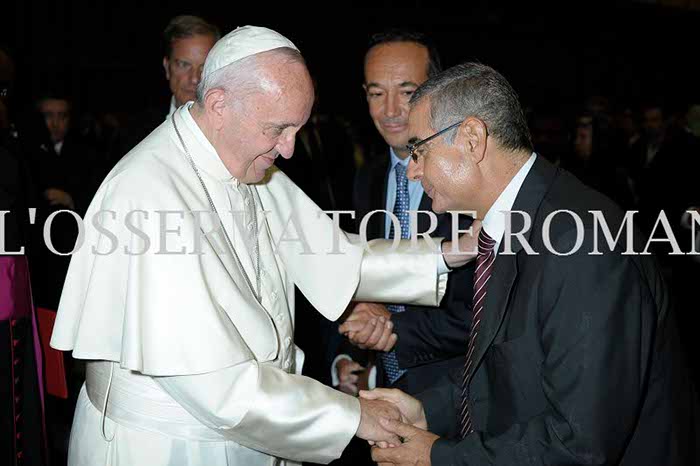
162, 56, 171, 80
454, 117, 488, 164
203, 89, 228, 130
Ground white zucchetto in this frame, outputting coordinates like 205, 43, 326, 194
202, 25, 299, 79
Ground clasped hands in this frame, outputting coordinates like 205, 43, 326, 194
357, 388, 439, 466
339, 221, 482, 352
346, 225, 480, 463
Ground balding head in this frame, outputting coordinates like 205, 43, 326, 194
195, 47, 310, 106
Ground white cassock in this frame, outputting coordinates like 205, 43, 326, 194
50, 103, 448, 466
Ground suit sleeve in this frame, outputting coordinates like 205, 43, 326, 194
415, 369, 462, 439
155, 360, 360, 464
431, 230, 659, 465
393, 265, 473, 368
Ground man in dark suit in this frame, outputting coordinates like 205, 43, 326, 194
366, 62, 697, 465
115, 16, 219, 161
333, 31, 473, 397
22, 93, 98, 308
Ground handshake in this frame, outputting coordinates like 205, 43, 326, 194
355, 388, 439, 464
334, 302, 396, 396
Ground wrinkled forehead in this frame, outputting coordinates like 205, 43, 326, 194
251, 76, 313, 127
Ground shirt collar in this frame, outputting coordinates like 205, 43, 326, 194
175, 102, 239, 184
167, 96, 178, 119
482, 152, 537, 246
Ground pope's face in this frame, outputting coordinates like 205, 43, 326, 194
219, 60, 314, 184
163, 34, 217, 107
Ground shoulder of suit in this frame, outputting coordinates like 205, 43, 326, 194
356, 149, 390, 178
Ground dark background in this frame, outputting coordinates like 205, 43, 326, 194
2, 1, 699, 141
2, 3, 699, 465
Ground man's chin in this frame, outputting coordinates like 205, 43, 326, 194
177, 94, 196, 106
379, 135, 408, 153
429, 196, 447, 214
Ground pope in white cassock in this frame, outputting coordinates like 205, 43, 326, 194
50, 26, 472, 466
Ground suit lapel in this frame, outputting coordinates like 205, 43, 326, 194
380, 161, 391, 238
416, 192, 435, 234
467, 156, 559, 385
367, 155, 390, 239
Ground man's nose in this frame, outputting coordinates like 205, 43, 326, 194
385, 92, 401, 118
278, 135, 296, 159
191, 66, 202, 85
407, 157, 423, 181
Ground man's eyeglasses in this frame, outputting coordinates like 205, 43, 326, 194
406, 119, 465, 162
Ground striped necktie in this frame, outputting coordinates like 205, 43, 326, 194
459, 228, 497, 438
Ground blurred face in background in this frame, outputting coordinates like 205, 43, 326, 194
364, 41, 429, 159
574, 115, 593, 159
163, 34, 216, 107
38, 98, 70, 144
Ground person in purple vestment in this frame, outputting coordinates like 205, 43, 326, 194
1, 146, 47, 466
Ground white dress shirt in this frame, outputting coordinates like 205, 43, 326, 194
481, 153, 537, 255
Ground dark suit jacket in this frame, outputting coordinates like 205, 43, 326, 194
21, 120, 99, 308
342, 152, 474, 395
419, 155, 698, 465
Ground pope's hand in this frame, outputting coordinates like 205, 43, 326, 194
442, 219, 482, 269
360, 388, 427, 430
356, 397, 402, 447
338, 302, 397, 351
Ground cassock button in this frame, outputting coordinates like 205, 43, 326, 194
244, 197, 251, 206
270, 291, 278, 301
247, 222, 254, 231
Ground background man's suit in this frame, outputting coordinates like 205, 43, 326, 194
420, 155, 697, 465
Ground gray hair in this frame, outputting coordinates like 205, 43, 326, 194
195, 47, 305, 107
410, 62, 533, 153
163, 16, 220, 58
